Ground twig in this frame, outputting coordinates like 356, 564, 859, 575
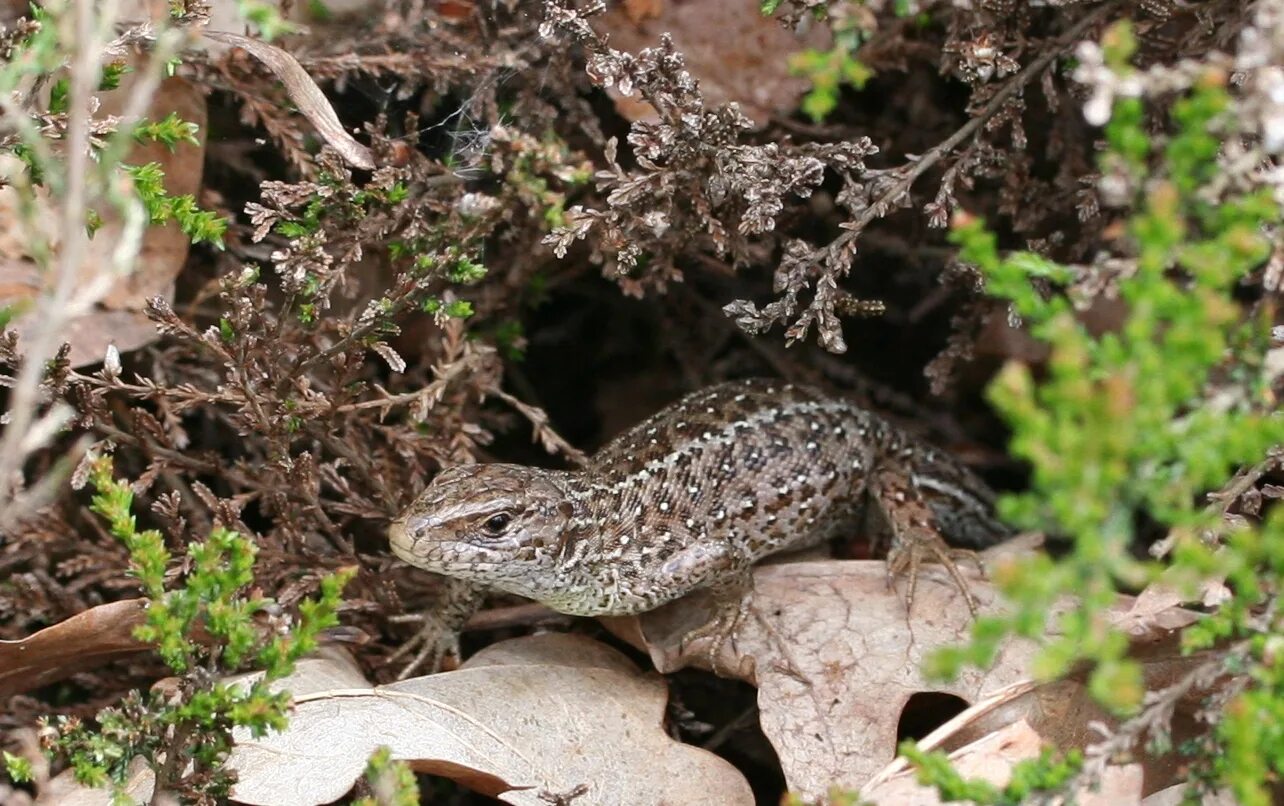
0, 1, 102, 509
802, 1, 1118, 275
392, 602, 569, 632
1034, 643, 1243, 805
1205, 448, 1281, 511
701, 704, 761, 752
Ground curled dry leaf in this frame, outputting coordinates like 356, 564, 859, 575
0, 598, 148, 700
594, 0, 831, 126
227, 636, 751, 806
604, 537, 1205, 802
864, 624, 1217, 801
200, 31, 376, 170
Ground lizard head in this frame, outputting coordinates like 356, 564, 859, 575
389, 463, 583, 596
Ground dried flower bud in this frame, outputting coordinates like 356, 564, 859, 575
103, 344, 121, 379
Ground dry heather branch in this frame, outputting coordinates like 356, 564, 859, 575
744, 1, 1122, 354
800, 2, 1119, 273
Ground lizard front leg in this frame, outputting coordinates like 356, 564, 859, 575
387, 577, 484, 679
653, 540, 808, 682
652, 539, 755, 676
867, 464, 983, 615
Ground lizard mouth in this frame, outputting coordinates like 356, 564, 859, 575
387, 516, 420, 564
388, 515, 509, 573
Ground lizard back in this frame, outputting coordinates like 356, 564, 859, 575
561, 379, 883, 583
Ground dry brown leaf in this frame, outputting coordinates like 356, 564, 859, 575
626, 558, 1035, 800
594, 0, 831, 126
865, 653, 1215, 802
0, 598, 148, 700
602, 538, 1204, 802
227, 635, 752, 806
200, 31, 376, 170
863, 719, 1146, 806
0, 73, 207, 367
1116, 581, 1215, 637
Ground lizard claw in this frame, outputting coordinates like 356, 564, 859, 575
678, 598, 750, 679
676, 594, 812, 685
886, 530, 984, 616
387, 612, 462, 679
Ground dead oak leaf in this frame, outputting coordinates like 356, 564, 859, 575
621, 558, 1030, 801
227, 635, 752, 806
864, 628, 1225, 803
606, 544, 1203, 803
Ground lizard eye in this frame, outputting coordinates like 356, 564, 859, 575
482, 512, 512, 535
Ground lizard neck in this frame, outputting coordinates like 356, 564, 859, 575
556, 472, 629, 560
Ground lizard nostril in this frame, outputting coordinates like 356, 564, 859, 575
402, 514, 443, 541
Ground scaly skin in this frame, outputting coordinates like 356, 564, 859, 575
389, 378, 1011, 624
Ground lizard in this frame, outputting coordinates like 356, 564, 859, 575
388, 378, 1013, 675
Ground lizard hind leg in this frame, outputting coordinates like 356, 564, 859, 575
884, 526, 983, 615
679, 570, 757, 679
869, 465, 985, 616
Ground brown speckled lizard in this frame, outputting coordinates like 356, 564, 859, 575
389, 378, 1011, 674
